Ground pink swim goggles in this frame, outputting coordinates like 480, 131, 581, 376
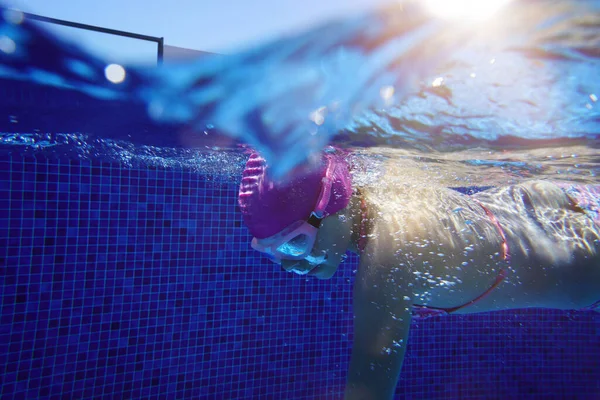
251, 157, 337, 264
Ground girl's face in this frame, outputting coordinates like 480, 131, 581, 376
280, 211, 354, 279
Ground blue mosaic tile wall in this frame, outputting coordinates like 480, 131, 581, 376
0, 153, 599, 400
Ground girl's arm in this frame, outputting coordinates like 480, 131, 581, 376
345, 254, 413, 400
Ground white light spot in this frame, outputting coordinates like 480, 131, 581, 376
590, 94, 598, 102
432, 77, 444, 87
470, 72, 477, 78
3, 9, 24, 24
425, 0, 512, 21
490, 58, 496, 64
104, 63, 126, 84
379, 85, 394, 101
586, 103, 593, 110
439, 280, 457, 287
309, 106, 326, 126
0, 36, 16, 54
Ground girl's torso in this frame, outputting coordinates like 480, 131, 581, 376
360, 180, 600, 314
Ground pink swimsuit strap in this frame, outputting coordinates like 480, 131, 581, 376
413, 199, 509, 319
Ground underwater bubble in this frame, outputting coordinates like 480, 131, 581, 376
0, 36, 16, 54
338, 215, 349, 222
439, 280, 456, 287
3, 8, 24, 24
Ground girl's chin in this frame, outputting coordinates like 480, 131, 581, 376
309, 264, 335, 279
281, 259, 335, 279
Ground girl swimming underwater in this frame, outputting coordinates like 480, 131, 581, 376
238, 149, 600, 400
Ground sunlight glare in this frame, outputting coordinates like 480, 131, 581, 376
104, 64, 126, 84
424, 0, 511, 21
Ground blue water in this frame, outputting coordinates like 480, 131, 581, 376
1, 1, 600, 176
1, 1, 600, 399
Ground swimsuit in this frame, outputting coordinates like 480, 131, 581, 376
411, 268, 507, 319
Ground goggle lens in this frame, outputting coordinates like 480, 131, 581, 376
276, 233, 310, 257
